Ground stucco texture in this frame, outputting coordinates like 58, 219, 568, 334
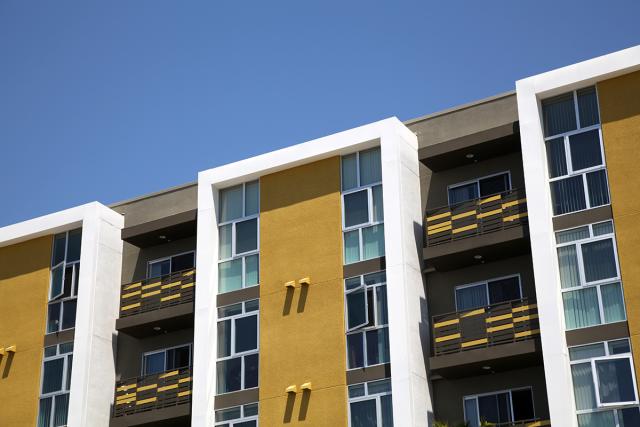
0, 236, 52, 426
599, 70, 640, 387
258, 156, 347, 426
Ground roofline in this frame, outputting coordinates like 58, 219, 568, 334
108, 181, 197, 209
403, 90, 516, 126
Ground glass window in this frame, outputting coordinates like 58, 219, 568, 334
346, 272, 389, 369
344, 190, 370, 228
542, 87, 608, 215
342, 153, 358, 191
47, 230, 81, 334
448, 172, 511, 205
479, 173, 510, 197
142, 344, 191, 376
148, 251, 195, 278
359, 147, 382, 186
448, 182, 478, 205
218, 181, 260, 293
217, 300, 259, 394
215, 403, 259, 427
455, 275, 521, 311
38, 343, 73, 427
349, 379, 393, 427
464, 388, 535, 427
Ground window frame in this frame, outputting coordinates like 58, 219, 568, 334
147, 250, 196, 278
543, 87, 610, 217
214, 402, 259, 427
463, 386, 536, 426
216, 299, 260, 394
556, 221, 626, 330
48, 230, 82, 334
447, 170, 512, 206
341, 148, 385, 265
347, 378, 393, 427
454, 274, 523, 312
344, 271, 389, 370
141, 343, 192, 376
569, 339, 639, 412
217, 181, 260, 292
38, 343, 73, 427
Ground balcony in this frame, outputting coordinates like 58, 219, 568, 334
116, 269, 195, 337
481, 420, 551, 427
112, 367, 191, 426
430, 298, 542, 378
424, 189, 529, 270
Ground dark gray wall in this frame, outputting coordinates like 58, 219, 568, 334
115, 328, 194, 380
121, 236, 197, 284
426, 254, 536, 317
425, 151, 525, 210
432, 365, 549, 425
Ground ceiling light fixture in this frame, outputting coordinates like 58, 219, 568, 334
465, 153, 475, 159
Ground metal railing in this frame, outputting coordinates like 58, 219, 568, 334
424, 188, 528, 247
432, 297, 539, 357
113, 367, 192, 418
119, 268, 195, 317
478, 420, 550, 427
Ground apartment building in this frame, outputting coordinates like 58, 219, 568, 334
0, 45, 639, 427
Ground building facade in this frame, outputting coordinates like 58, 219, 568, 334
0, 45, 639, 427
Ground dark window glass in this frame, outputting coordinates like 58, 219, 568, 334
488, 277, 521, 304
42, 358, 64, 394
479, 173, 510, 197
171, 252, 194, 272
74, 265, 80, 296
66, 355, 72, 390
47, 303, 61, 333
569, 130, 602, 171
236, 219, 258, 254
149, 260, 170, 278
235, 315, 257, 353
62, 266, 73, 298
380, 394, 394, 427
50, 265, 64, 300
54, 393, 69, 426
586, 169, 610, 208
577, 86, 600, 128
350, 399, 377, 427
347, 333, 364, 369
52, 234, 66, 266
344, 190, 369, 227
143, 352, 164, 375
551, 176, 586, 215
38, 397, 52, 427
66, 229, 82, 262
621, 407, 640, 427
546, 138, 568, 178
596, 358, 636, 403
236, 421, 257, 427
448, 182, 478, 205
244, 353, 259, 389
542, 92, 577, 137
217, 320, 232, 357
217, 357, 242, 393
582, 239, 617, 282
347, 289, 368, 330
511, 389, 535, 421
61, 300, 76, 330
366, 327, 390, 366
167, 346, 190, 369
478, 392, 512, 424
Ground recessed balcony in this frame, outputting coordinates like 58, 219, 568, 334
424, 188, 529, 270
430, 298, 542, 378
111, 367, 192, 426
116, 269, 195, 337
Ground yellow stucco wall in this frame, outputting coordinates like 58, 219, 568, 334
259, 157, 347, 426
598, 70, 640, 385
0, 236, 52, 426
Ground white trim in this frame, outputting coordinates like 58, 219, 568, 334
516, 45, 640, 427
194, 117, 430, 427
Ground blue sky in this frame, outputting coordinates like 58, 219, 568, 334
1, 1, 639, 226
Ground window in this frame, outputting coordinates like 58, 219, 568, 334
464, 388, 535, 427
345, 271, 389, 369
217, 299, 259, 394
218, 181, 260, 293
348, 379, 393, 427
147, 251, 195, 278
556, 221, 626, 330
455, 275, 522, 312
342, 147, 384, 265
47, 229, 82, 334
542, 87, 609, 215
569, 339, 640, 426
447, 172, 511, 205
142, 344, 191, 376
215, 403, 258, 427
38, 342, 73, 427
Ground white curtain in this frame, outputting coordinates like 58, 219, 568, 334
557, 245, 581, 288
456, 285, 487, 311
571, 362, 597, 410
563, 287, 601, 329
359, 148, 382, 186
601, 283, 625, 323
542, 93, 577, 137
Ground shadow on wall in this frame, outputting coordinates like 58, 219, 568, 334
1, 352, 15, 378
283, 389, 312, 423
282, 283, 309, 316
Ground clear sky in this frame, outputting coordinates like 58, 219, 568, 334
1, 1, 639, 226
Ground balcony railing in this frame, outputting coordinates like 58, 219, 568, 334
432, 298, 539, 357
113, 367, 192, 418
119, 268, 195, 318
479, 420, 551, 427
424, 188, 527, 247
